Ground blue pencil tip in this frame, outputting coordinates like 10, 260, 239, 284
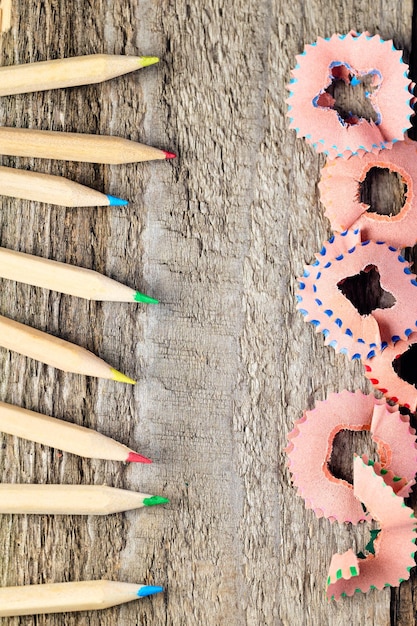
138, 585, 164, 597
107, 194, 128, 206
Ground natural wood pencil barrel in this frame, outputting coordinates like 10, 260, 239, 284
0, 401, 148, 462
0, 165, 123, 207
0, 247, 148, 302
0, 484, 162, 514
0, 580, 162, 616
0, 127, 169, 163
0, 314, 135, 383
0, 0, 11, 33
0, 54, 158, 96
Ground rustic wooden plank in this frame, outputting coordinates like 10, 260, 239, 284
0, 1, 414, 625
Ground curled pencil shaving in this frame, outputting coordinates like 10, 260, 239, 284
363, 401, 417, 485
327, 549, 359, 586
319, 137, 417, 248
286, 391, 417, 524
361, 456, 412, 498
312, 228, 361, 259
296, 230, 417, 360
327, 457, 417, 600
364, 332, 417, 411
296, 229, 378, 360
287, 32, 413, 159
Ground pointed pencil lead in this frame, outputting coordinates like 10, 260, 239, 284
127, 451, 152, 464
164, 150, 176, 159
139, 56, 160, 68
110, 368, 136, 384
137, 585, 164, 597
143, 495, 170, 507
107, 195, 128, 206
134, 291, 159, 304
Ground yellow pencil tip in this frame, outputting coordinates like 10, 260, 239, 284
139, 56, 159, 68
110, 368, 136, 384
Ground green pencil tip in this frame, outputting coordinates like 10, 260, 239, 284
134, 291, 159, 304
140, 56, 159, 68
143, 496, 170, 507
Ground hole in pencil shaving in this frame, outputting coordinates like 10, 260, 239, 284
402, 245, 417, 273
360, 167, 408, 217
337, 265, 396, 315
356, 527, 381, 560
314, 65, 380, 127
328, 430, 377, 484
392, 343, 417, 388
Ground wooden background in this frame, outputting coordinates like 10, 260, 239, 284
0, 1, 415, 624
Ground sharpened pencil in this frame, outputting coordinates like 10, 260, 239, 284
0, 314, 135, 383
0, 54, 159, 96
0, 247, 158, 303
0, 127, 176, 163
0, 580, 164, 617
0, 401, 152, 463
0, 165, 128, 207
0, 484, 169, 515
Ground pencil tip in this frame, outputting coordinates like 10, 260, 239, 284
134, 291, 159, 304
164, 150, 177, 159
107, 195, 128, 206
110, 368, 136, 384
143, 495, 170, 507
137, 585, 164, 597
139, 56, 160, 68
127, 451, 153, 464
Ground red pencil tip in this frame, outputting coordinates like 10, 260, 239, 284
164, 150, 176, 159
127, 451, 153, 464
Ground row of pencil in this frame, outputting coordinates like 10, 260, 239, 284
0, 53, 172, 617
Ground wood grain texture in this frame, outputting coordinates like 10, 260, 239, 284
0, 1, 414, 625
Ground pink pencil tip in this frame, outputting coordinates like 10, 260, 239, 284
127, 451, 153, 464
164, 150, 176, 159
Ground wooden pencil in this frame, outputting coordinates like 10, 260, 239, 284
0, 247, 158, 303
0, 127, 176, 163
0, 54, 159, 96
0, 165, 128, 207
0, 0, 11, 34
0, 484, 169, 515
0, 314, 135, 383
0, 580, 164, 617
0, 401, 151, 463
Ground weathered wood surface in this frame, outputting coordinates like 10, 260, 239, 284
0, 1, 415, 625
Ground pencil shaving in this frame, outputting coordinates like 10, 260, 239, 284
361, 456, 412, 498
286, 391, 417, 524
327, 458, 417, 600
364, 332, 417, 410
287, 32, 413, 158
319, 137, 417, 248
296, 230, 417, 359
